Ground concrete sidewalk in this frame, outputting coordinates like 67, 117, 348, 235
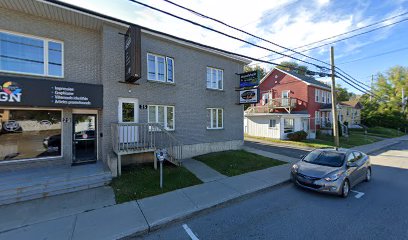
2, 135, 406, 239
352, 134, 408, 154
182, 158, 227, 183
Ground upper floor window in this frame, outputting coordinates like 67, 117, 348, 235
206, 67, 223, 90
0, 31, 63, 77
147, 53, 174, 83
315, 89, 320, 102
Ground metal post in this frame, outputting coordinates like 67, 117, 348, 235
330, 46, 340, 148
160, 161, 163, 189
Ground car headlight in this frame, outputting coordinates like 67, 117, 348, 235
324, 172, 342, 181
292, 164, 299, 173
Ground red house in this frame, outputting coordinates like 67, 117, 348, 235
244, 68, 332, 139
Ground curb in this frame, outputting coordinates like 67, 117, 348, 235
125, 178, 291, 238
363, 141, 401, 155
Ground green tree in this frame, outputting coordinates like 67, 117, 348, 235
244, 65, 267, 79
336, 84, 355, 102
276, 61, 310, 76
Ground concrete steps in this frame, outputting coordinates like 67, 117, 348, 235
0, 162, 112, 206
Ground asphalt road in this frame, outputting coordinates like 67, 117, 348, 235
244, 140, 310, 158
136, 141, 408, 240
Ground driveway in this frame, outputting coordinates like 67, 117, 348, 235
244, 139, 310, 159
135, 141, 408, 240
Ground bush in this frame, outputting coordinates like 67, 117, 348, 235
287, 130, 308, 141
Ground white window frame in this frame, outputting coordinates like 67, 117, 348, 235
147, 53, 175, 83
269, 119, 277, 128
147, 105, 175, 131
0, 29, 64, 78
207, 108, 223, 129
206, 67, 223, 90
166, 56, 174, 83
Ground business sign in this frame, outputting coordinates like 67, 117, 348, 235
0, 76, 103, 108
239, 70, 260, 88
239, 88, 259, 104
125, 25, 142, 83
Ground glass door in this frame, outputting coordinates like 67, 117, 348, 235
72, 114, 97, 164
118, 98, 139, 144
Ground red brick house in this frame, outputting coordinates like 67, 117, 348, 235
244, 68, 332, 139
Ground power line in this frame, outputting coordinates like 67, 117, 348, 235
161, 0, 330, 67
335, 67, 372, 89
337, 46, 408, 65
259, 15, 408, 62
128, 0, 326, 69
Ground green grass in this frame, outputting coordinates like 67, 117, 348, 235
194, 150, 286, 177
111, 163, 202, 203
246, 132, 382, 149
349, 126, 404, 138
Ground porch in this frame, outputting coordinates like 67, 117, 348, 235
245, 98, 298, 114
110, 123, 183, 176
0, 161, 111, 206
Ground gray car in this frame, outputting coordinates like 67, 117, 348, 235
291, 148, 371, 198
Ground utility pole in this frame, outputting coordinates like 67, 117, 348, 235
330, 46, 340, 148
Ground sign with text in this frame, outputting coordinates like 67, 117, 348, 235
0, 76, 103, 108
125, 25, 142, 83
239, 70, 259, 88
239, 88, 259, 104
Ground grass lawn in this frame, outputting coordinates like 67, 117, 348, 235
246, 132, 383, 149
349, 126, 404, 138
194, 150, 286, 177
111, 163, 202, 203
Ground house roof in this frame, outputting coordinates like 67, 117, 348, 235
340, 100, 361, 108
260, 68, 332, 90
0, 0, 251, 64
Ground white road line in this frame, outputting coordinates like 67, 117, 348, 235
182, 224, 199, 240
350, 190, 365, 199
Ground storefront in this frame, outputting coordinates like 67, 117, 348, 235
0, 76, 103, 165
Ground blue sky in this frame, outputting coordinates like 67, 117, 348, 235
62, 0, 408, 93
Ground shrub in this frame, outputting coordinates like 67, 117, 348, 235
287, 130, 308, 141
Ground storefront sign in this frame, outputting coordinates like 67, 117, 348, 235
0, 76, 103, 108
239, 70, 260, 88
124, 25, 142, 83
239, 88, 259, 104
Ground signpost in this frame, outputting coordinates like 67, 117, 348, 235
155, 149, 167, 189
124, 25, 142, 83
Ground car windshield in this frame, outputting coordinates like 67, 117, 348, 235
303, 150, 345, 167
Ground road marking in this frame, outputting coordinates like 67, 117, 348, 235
350, 190, 365, 199
182, 224, 199, 240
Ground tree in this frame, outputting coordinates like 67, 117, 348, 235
244, 65, 267, 79
336, 84, 355, 102
276, 61, 310, 76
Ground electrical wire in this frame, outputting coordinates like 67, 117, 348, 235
337, 46, 408, 65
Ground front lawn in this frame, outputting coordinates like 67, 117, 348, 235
111, 163, 202, 203
349, 126, 404, 138
194, 150, 286, 177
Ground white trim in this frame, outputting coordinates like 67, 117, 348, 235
206, 67, 224, 90
147, 105, 175, 131
0, 108, 63, 164
0, 29, 64, 78
166, 56, 175, 83
118, 98, 139, 123
207, 108, 223, 129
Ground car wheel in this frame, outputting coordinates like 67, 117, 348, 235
341, 180, 350, 198
365, 168, 372, 182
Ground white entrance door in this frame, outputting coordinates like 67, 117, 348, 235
282, 90, 289, 106
118, 98, 139, 144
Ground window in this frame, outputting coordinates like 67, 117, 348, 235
346, 153, 357, 163
315, 111, 320, 124
262, 93, 269, 105
0, 109, 62, 161
0, 31, 63, 77
353, 151, 364, 161
147, 53, 174, 83
206, 67, 223, 90
147, 105, 175, 130
269, 119, 277, 128
322, 90, 326, 103
207, 108, 223, 129
283, 118, 294, 133
315, 89, 320, 102
327, 92, 331, 103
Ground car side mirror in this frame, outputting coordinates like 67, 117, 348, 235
347, 162, 357, 168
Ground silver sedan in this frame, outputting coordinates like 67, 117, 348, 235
290, 148, 371, 198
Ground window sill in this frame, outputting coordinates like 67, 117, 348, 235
147, 79, 175, 85
207, 127, 224, 130
0, 70, 64, 79
206, 88, 224, 92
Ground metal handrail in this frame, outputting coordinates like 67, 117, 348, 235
110, 122, 182, 165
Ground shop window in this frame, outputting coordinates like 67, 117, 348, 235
206, 67, 223, 90
147, 105, 175, 131
0, 109, 62, 161
207, 108, 223, 129
284, 118, 294, 133
0, 31, 63, 77
147, 53, 174, 83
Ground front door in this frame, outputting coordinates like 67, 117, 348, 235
118, 98, 139, 144
72, 114, 97, 164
